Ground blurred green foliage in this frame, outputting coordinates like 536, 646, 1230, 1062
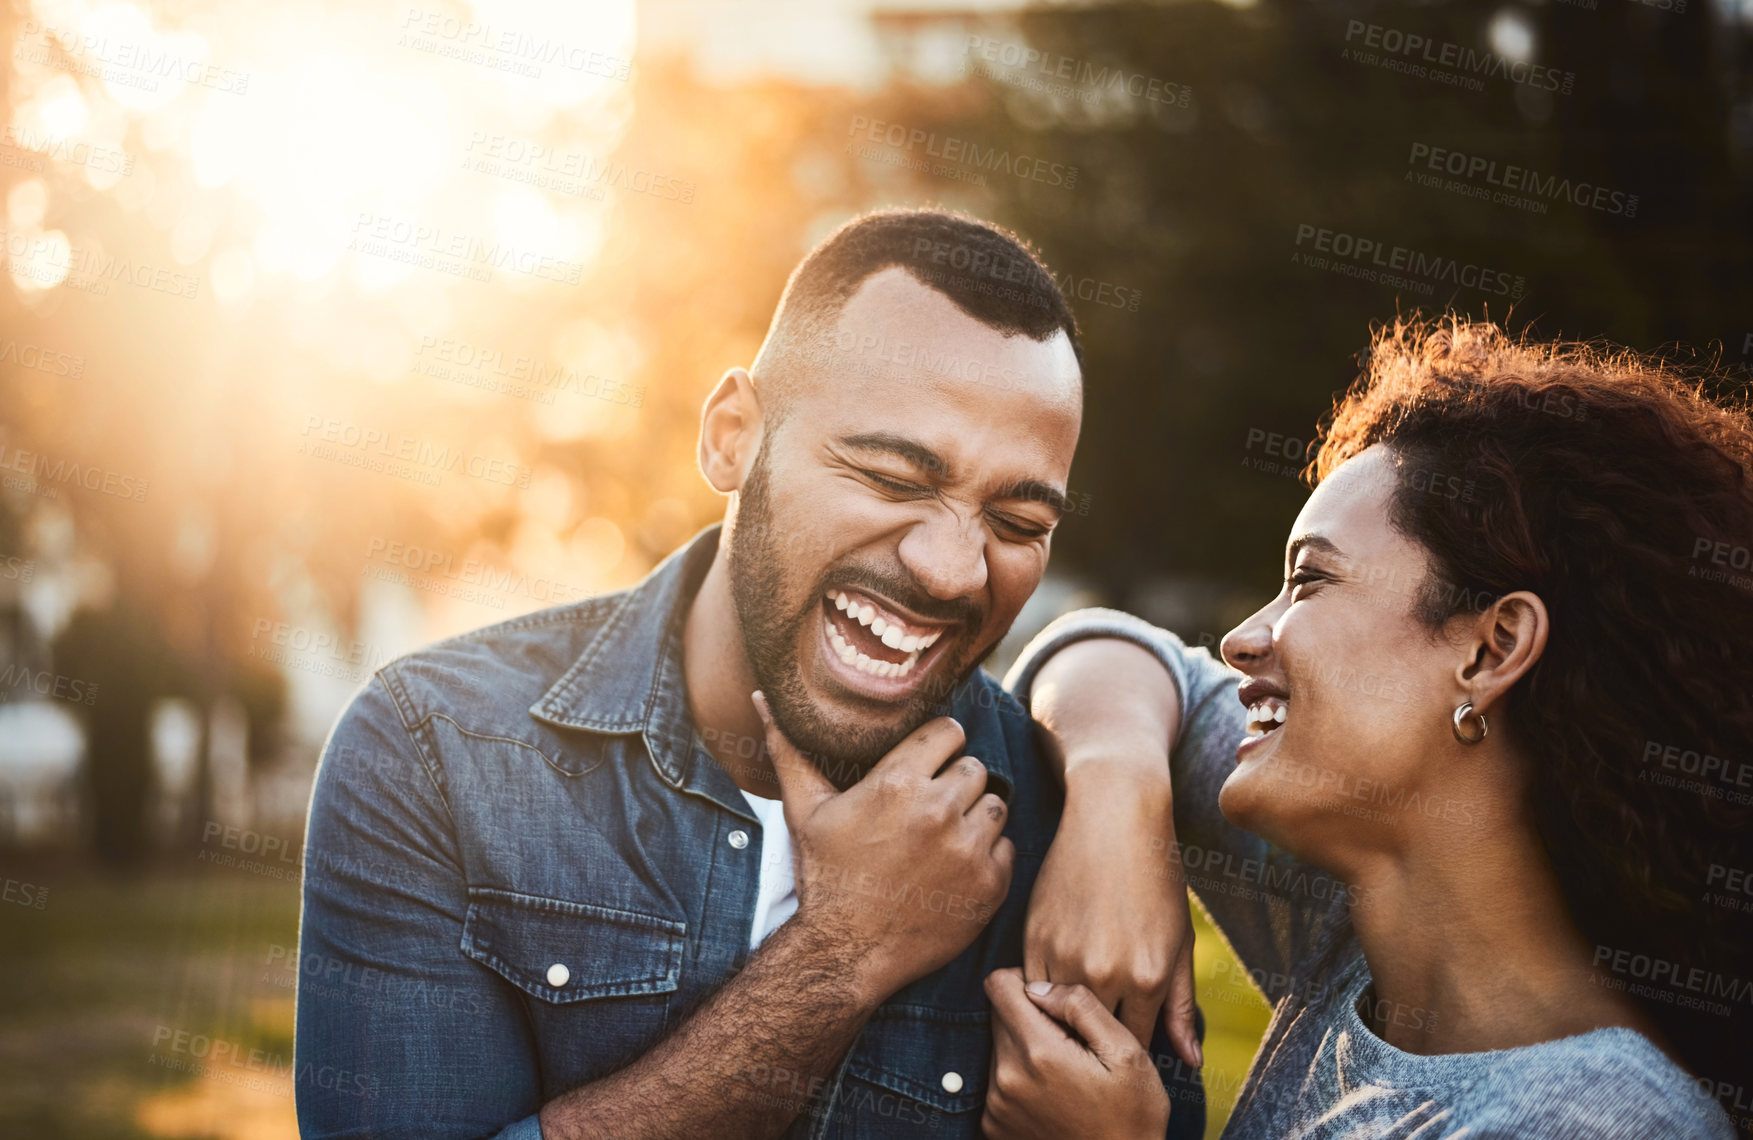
0, 866, 302, 1138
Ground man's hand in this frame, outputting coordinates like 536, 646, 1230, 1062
755, 691, 1016, 1001
538, 700, 1013, 1140
1020, 636, 1200, 1069
983, 968, 1170, 1140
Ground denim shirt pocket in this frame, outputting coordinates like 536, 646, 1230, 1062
460, 887, 687, 1083
830, 1005, 988, 1137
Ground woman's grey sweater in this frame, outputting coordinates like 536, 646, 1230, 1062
1007, 609, 1738, 1140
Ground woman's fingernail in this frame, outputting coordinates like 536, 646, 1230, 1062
1026, 981, 1053, 996
1192, 1041, 1204, 1069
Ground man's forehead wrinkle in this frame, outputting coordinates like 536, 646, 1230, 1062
835, 267, 1036, 351
840, 264, 959, 318
758, 271, 1083, 409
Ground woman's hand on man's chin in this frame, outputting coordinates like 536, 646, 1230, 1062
982, 968, 1172, 1140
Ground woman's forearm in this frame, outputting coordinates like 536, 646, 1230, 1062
1028, 635, 1183, 792
1020, 635, 1200, 1063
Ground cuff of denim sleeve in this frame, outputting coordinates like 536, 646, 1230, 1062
491, 1114, 545, 1140
1002, 607, 1202, 751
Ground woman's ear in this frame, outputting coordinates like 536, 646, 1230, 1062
1454, 589, 1550, 717
698, 368, 764, 494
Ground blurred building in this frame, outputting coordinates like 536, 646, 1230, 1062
639, 0, 1045, 87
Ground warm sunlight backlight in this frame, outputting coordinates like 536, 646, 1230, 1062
8, 0, 638, 303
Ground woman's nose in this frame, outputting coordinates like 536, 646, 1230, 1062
1220, 605, 1276, 671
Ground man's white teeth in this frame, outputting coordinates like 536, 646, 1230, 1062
824, 589, 945, 652
826, 614, 921, 679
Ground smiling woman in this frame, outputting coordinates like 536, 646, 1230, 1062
998, 315, 1753, 1140
1301, 317, 1753, 1093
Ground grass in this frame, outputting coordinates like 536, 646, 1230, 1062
0, 862, 1270, 1139
1191, 902, 1273, 1139
0, 857, 304, 1140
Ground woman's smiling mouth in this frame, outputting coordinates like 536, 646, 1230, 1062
1235, 679, 1291, 758
1246, 696, 1288, 736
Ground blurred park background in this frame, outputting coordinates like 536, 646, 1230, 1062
1, 0, 1750, 1136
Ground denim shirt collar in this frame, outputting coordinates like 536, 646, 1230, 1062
527, 522, 1015, 801
529, 526, 742, 809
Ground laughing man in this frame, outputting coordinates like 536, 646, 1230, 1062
295, 209, 1204, 1139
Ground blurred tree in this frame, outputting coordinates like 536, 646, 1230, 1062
852, 0, 1753, 629
2, 0, 1746, 859
53, 600, 187, 865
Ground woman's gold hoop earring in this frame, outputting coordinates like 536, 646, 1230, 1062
1452, 702, 1488, 745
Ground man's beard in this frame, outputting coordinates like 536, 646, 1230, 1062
727, 446, 984, 789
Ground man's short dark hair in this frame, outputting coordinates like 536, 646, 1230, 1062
753, 208, 1082, 409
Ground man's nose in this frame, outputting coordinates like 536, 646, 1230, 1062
898, 509, 989, 601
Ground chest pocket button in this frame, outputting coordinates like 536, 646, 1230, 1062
460, 887, 685, 1003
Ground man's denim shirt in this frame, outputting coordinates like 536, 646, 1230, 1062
296, 526, 1204, 1139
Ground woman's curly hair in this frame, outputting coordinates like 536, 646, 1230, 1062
1312, 315, 1753, 1118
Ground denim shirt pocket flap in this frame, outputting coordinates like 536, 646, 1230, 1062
843, 1005, 989, 1115
461, 887, 686, 1004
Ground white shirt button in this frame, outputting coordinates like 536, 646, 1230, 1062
546, 963, 570, 988
940, 1071, 963, 1094
728, 829, 750, 850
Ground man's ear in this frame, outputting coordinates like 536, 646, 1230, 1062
1453, 589, 1550, 718
698, 368, 764, 494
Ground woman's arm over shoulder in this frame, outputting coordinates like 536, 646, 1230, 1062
1005, 608, 1236, 747
1006, 608, 1352, 1004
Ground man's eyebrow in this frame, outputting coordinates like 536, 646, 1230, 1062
1288, 534, 1345, 561
837, 432, 950, 477
995, 478, 1070, 517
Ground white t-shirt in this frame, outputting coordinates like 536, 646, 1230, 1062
738, 789, 799, 949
